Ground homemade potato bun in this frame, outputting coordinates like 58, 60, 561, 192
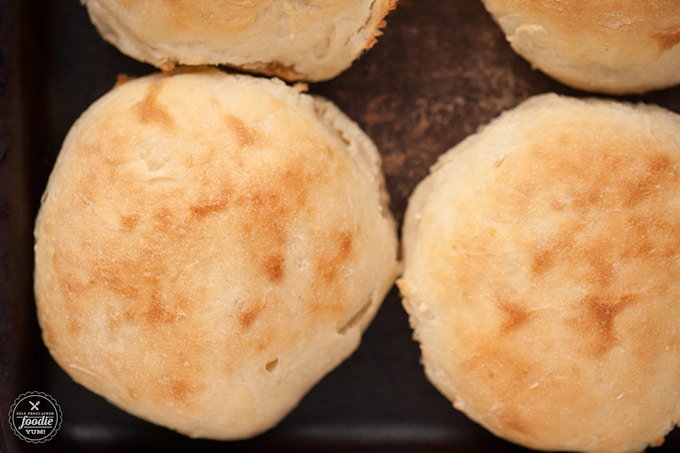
481, 0, 680, 94
34, 68, 399, 439
399, 93, 680, 452
82, 0, 396, 81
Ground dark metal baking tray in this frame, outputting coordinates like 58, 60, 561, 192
2, 0, 680, 451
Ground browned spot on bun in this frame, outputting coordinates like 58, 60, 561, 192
143, 295, 183, 325
115, 73, 133, 87
133, 81, 176, 129
582, 295, 634, 354
120, 213, 140, 231
165, 375, 191, 402
234, 166, 314, 284
53, 251, 88, 298
126, 384, 140, 400
238, 300, 264, 330
316, 230, 354, 284
495, 293, 533, 333
92, 259, 143, 300
152, 207, 174, 230
190, 186, 233, 218
224, 114, 260, 148
530, 236, 573, 276
263, 253, 285, 283
497, 409, 533, 438
622, 154, 673, 206
653, 27, 680, 51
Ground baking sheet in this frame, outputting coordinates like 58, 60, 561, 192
2, 0, 680, 451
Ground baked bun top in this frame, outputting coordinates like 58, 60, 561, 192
481, 0, 680, 94
34, 69, 399, 439
82, 0, 396, 81
399, 93, 680, 452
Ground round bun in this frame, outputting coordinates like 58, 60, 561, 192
481, 0, 680, 94
399, 93, 680, 452
34, 69, 399, 439
81, 0, 396, 81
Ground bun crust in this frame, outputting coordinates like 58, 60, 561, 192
34, 69, 399, 439
82, 0, 396, 81
481, 0, 680, 94
399, 94, 680, 452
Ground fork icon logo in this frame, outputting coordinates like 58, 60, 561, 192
8, 391, 62, 444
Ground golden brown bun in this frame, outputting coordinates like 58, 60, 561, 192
481, 0, 680, 94
399, 93, 680, 452
34, 69, 399, 439
82, 0, 396, 81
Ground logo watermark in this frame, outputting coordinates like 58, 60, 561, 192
8, 391, 62, 443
